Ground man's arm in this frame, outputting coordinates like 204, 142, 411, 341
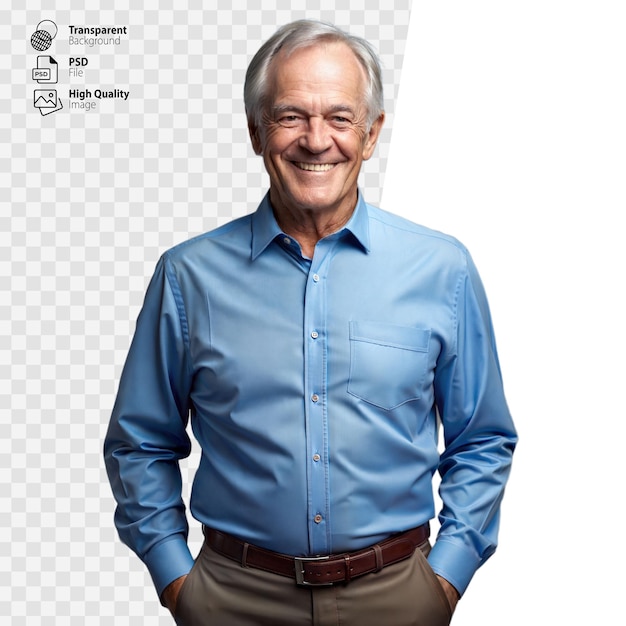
429, 250, 517, 596
103, 256, 195, 599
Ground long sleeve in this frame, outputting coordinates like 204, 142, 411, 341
428, 252, 517, 595
103, 256, 195, 597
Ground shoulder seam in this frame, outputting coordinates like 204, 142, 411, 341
163, 256, 191, 352
367, 207, 468, 254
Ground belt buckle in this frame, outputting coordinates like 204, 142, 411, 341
294, 555, 332, 586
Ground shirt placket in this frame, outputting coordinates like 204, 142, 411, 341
303, 240, 333, 555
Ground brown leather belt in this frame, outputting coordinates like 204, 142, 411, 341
204, 524, 429, 586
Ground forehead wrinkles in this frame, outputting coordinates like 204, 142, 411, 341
267, 42, 368, 112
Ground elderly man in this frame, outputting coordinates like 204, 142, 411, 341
104, 20, 516, 625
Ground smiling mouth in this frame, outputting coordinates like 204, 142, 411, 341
294, 162, 336, 172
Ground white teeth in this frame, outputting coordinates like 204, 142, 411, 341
296, 162, 335, 172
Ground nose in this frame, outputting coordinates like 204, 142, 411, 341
299, 117, 332, 154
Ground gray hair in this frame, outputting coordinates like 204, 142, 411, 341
244, 20, 384, 129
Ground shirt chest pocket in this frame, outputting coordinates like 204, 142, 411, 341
348, 321, 431, 411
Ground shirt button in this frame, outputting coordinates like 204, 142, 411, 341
314, 514, 323, 524
312, 274, 320, 282
311, 394, 319, 403
313, 453, 321, 462
283, 237, 291, 245
311, 331, 319, 339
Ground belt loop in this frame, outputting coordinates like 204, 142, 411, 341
344, 555, 352, 583
241, 542, 250, 568
373, 544, 383, 572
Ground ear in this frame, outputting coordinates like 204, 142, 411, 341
362, 111, 385, 161
248, 122, 263, 155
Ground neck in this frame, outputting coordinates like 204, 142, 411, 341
271, 191, 358, 258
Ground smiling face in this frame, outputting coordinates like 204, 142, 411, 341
250, 41, 384, 223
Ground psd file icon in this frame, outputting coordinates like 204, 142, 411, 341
34, 89, 63, 116
32, 56, 58, 84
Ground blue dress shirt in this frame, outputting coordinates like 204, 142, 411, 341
104, 193, 517, 598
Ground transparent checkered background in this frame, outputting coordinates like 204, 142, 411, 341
0, 1, 411, 622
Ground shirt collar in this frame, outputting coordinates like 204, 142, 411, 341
251, 191, 371, 261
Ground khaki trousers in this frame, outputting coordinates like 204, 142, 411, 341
174, 539, 453, 626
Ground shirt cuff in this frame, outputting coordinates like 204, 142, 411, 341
142, 534, 195, 600
427, 538, 483, 596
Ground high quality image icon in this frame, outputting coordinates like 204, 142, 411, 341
33, 89, 63, 116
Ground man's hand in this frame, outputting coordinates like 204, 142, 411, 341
161, 574, 188, 616
436, 575, 460, 613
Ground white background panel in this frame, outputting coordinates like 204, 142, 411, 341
384, 2, 625, 623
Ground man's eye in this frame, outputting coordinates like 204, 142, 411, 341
278, 115, 302, 126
